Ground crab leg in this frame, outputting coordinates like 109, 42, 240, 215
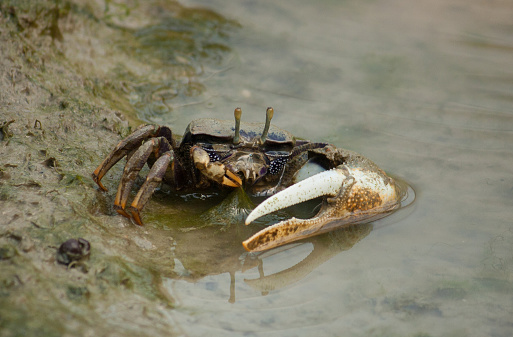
92, 125, 159, 191
113, 137, 170, 218
128, 151, 174, 226
243, 166, 400, 252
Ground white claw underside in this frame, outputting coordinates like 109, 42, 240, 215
245, 169, 347, 225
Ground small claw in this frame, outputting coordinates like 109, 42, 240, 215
225, 170, 242, 187
191, 146, 242, 187
223, 177, 240, 188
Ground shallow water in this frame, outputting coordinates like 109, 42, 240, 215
131, 0, 513, 335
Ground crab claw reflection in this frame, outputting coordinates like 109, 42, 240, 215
243, 163, 404, 252
244, 223, 372, 293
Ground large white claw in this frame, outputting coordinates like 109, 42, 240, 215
245, 169, 347, 225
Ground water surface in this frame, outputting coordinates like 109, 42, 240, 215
133, 0, 513, 335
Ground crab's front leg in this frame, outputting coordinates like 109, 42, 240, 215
243, 161, 402, 252
191, 146, 242, 187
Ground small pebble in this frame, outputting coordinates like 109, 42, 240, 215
56, 238, 90, 266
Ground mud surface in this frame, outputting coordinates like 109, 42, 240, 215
0, 1, 237, 335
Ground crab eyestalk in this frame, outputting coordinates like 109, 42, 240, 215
260, 107, 274, 144
233, 107, 242, 144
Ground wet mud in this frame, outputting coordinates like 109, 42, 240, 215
0, 1, 237, 335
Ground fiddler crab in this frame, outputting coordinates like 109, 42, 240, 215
93, 107, 409, 252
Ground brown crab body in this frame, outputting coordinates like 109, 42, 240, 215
92, 108, 411, 252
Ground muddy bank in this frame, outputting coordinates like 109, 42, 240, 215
0, 1, 238, 335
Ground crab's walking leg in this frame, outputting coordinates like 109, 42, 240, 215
92, 125, 158, 191
128, 152, 174, 226
113, 136, 174, 218
113, 138, 156, 217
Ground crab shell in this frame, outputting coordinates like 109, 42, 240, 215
183, 118, 295, 146
184, 117, 318, 192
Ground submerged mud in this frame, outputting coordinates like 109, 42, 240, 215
0, 1, 238, 335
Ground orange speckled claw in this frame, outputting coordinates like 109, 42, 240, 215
243, 164, 403, 252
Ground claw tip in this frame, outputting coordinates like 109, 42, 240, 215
92, 170, 108, 191
115, 206, 131, 218
241, 240, 252, 252
129, 207, 145, 226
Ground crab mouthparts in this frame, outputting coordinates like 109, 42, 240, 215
227, 153, 267, 185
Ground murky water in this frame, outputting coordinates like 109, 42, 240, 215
129, 0, 513, 335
